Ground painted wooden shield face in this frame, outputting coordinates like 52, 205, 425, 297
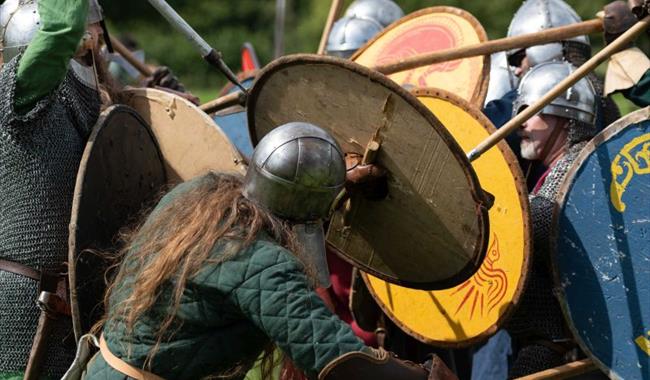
363, 89, 531, 346
553, 108, 650, 380
248, 54, 490, 290
353, 6, 489, 107
122, 88, 246, 183
69, 106, 166, 341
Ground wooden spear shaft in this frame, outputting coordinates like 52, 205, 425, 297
317, 0, 344, 55
199, 91, 246, 113
373, 19, 603, 75
467, 15, 650, 163
109, 36, 154, 77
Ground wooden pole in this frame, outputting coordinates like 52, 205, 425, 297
109, 36, 154, 77
467, 15, 650, 163
373, 19, 603, 75
199, 91, 246, 114
317, 0, 344, 55
514, 359, 597, 380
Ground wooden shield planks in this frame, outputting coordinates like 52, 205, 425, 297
248, 54, 489, 290
122, 88, 246, 183
212, 73, 257, 160
363, 89, 531, 346
552, 107, 650, 380
68, 105, 166, 341
352, 6, 489, 106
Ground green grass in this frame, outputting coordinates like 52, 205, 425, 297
190, 87, 222, 105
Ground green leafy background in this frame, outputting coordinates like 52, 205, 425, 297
103, 0, 647, 113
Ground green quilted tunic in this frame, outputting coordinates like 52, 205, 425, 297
84, 177, 365, 380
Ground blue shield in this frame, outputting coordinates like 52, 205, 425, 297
213, 75, 256, 159
554, 111, 650, 380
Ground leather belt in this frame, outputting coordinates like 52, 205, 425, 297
0, 258, 40, 281
0, 257, 71, 380
100, 334, 165, 380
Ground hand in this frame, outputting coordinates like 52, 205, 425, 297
629, 0, 649, 19
422, 354, 459, 380
142, 66, 187, 92
604, 1, 638, 45
344, 153, 388, 201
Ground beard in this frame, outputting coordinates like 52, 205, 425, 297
78, 47, 122, 109
520, 138, 540, 160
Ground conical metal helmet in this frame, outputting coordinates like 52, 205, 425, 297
513, 61, 596, 125
344, 0, 404, 28
485, 51, 519, 105
506, 0, 590, 67
0, 0, 104, 63
243, 122, 346, 222
326, 16, 383, 58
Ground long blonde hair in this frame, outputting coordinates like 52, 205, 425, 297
99, 173, 302, 377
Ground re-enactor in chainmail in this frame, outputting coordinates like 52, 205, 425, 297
505, 61, 598, 378
0, 0, 104, 377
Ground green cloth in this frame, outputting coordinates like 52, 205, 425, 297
84, 176, 365, 380
0, 372, 54, 380
0, 373, 22, 380
622, 69, 650, 107
14, 0, 88, 115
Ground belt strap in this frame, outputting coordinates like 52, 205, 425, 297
0, 258, 40, 280
99, 335, 165, 380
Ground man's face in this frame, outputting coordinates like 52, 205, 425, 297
518, 114, 564, 161
86, 22, 104, 55
508, 50, 531, 78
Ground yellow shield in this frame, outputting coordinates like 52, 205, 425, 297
363, 89, 531, 346
353, 7, 490, 107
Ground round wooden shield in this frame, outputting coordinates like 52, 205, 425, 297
212, 72, 257, 159
352, 6, 490, 107
122, 88, 246, 183
69, 105, 166, 341
363, 89, 531, 346
553, 107, 650, 380
247, 54, 489, 290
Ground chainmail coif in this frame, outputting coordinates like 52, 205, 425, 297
0, 56, 100, 377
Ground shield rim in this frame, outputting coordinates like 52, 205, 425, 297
246, 53, 490, 289
361, 88, 532, 347
68, 105, 165, 341
122, 87, 247, 181
350, 6, 491, 107
551, 106, 650, 380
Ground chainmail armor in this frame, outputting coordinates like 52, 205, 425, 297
564, 41, 621, 128
0, 55, 100, 377
506, 140, 589, 377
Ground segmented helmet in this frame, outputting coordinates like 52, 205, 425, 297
513, 61, 596, 126
506, 0, 590, 67
243, 122, 346, 222
326, 16, 383, 58
344, 0, 404, 28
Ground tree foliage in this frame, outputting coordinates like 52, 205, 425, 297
103, 0, 615, 94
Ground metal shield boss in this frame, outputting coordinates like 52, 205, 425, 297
247, 54, 490, 290
352, 6, 490, 106
122, 88, 246, 183
69, 106, 166, 341
293, 222, 331, 288
363, 90, 531, 346
552, 107, 650, 380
